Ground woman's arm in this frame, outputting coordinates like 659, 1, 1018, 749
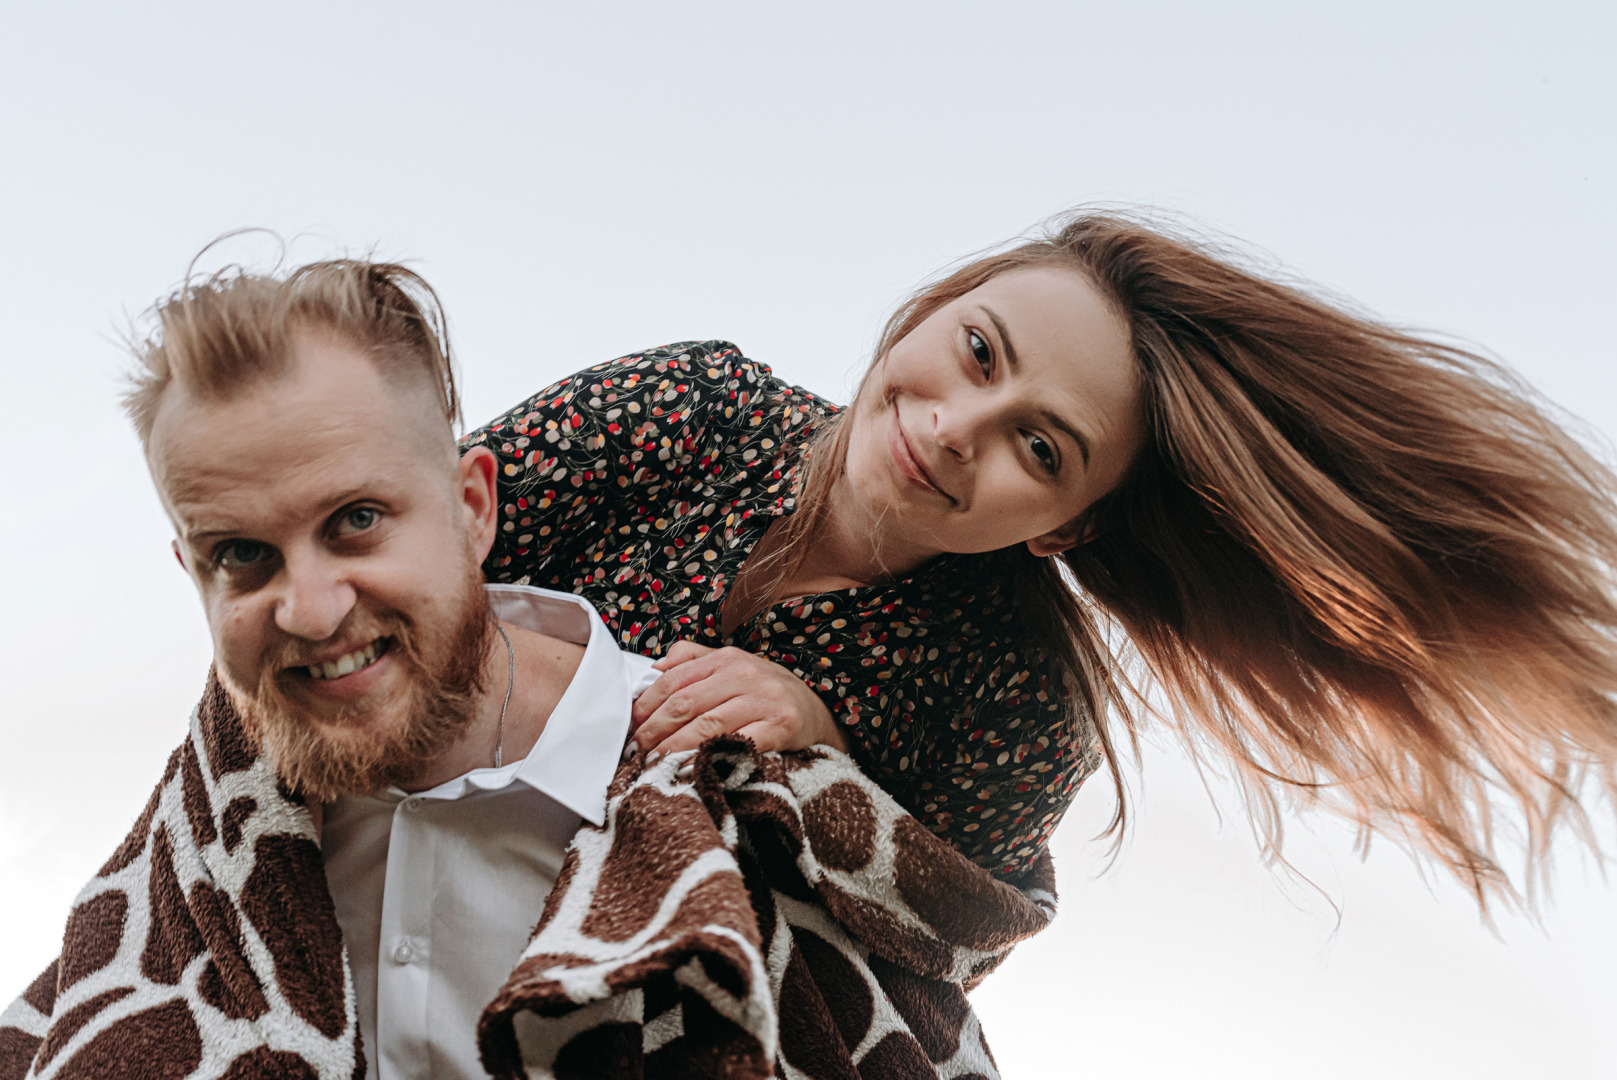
634, 622, 1098, 878
460, 340, 765, 579
912, 695, 1101, 879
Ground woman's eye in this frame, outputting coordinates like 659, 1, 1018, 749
340, 507, 380, 534
216, 540, 268, 569
1026, 433, 1058, 474
969, 330, 992, 376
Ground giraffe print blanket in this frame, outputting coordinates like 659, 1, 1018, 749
2, 676, 1058, 1079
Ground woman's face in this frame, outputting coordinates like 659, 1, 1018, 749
844, 265, 1144, 560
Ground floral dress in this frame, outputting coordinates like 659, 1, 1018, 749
461, 341, 1103, 878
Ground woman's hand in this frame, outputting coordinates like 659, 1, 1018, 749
630, 642, 850, 759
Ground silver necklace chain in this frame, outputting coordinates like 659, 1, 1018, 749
495, 623, 514, 768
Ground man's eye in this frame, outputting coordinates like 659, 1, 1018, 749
216, 541, 269, 568
1026, 433, 1058, 474
969, 330, 992, 376
341, 507, 380, 534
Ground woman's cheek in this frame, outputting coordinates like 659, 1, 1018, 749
842, 425, 886, 501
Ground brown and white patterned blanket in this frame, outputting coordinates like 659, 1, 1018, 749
1, 674, 1057, 1079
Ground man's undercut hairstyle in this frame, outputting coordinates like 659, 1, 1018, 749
124, 255, 461, 445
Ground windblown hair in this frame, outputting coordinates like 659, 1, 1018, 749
124, 253, 459, 445
761, 210, 1617, 906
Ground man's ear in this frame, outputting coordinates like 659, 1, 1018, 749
458, 445, 501, 562
1025, 519, 1083, 558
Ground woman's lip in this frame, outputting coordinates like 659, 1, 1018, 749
889, 415, 952, 501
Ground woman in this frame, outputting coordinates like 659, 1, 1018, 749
462, 210, 1617, 900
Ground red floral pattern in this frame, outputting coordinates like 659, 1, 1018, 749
462, 342, 1101, 877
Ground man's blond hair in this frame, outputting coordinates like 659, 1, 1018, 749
125, 258, 461, 446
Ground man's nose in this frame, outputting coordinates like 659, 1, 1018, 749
273, 550, 357, 642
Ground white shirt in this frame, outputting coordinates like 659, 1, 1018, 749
321, 584, 659, 1080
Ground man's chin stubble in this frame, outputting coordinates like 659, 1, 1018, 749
223, 565, 496, 801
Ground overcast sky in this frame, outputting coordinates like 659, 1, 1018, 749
2, 2, 1613, 1076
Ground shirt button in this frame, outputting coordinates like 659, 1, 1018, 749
402, 798, 422, 813
392, 939, 416, 964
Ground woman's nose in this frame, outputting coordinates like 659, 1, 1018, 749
932, 399, 988, 461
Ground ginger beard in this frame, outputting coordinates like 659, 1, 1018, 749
220, 560, 496, 801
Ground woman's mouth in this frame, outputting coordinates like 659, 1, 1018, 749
889, 415, 953, 502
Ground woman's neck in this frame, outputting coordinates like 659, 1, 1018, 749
798, 479, 942, 587
721, 481, 945, 638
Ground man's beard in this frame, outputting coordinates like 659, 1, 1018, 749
221, 562, 496, 802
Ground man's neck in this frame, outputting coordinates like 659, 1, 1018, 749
394, 619, 586, 792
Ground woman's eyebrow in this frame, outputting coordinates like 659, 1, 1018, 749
1043, 409, 1092, 469
985, 307, 1021, 371
984, 304, 1092, 469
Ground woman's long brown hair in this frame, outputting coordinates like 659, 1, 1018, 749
757, 209, 1617, 906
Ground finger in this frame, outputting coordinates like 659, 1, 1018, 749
651, 639, 715, 672
632, 654, 721, 728
633, 671, 749, 750
633, 646, 752, 726
647, 699, 758, 758
729, 719, 794, 755
728, 715, 846, 756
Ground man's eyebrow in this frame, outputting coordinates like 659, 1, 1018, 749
985, 305, 1092, 470
178, 484, 381, 546
183, 527, 237, 547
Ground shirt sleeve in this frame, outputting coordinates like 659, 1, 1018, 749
460, 341, 772, 579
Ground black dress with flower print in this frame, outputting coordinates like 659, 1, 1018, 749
461, 341, 1103, 878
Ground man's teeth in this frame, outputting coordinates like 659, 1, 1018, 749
308, 641, 384, 680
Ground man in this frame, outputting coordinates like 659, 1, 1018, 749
0, 259, 1050, 1080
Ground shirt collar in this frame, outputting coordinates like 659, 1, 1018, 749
402, 584, 657, 826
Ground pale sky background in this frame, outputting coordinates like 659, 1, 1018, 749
2, 2, 1614, 1077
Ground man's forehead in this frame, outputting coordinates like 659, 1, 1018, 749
147, 335, 455, 536
162, 442, 396, 541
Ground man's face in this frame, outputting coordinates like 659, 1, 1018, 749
146, 330, 500, 798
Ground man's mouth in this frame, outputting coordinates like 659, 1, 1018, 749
303, 638, 392, 681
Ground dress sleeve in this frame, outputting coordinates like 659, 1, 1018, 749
460, 341, 772, 579
879, 640, 1101, 879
